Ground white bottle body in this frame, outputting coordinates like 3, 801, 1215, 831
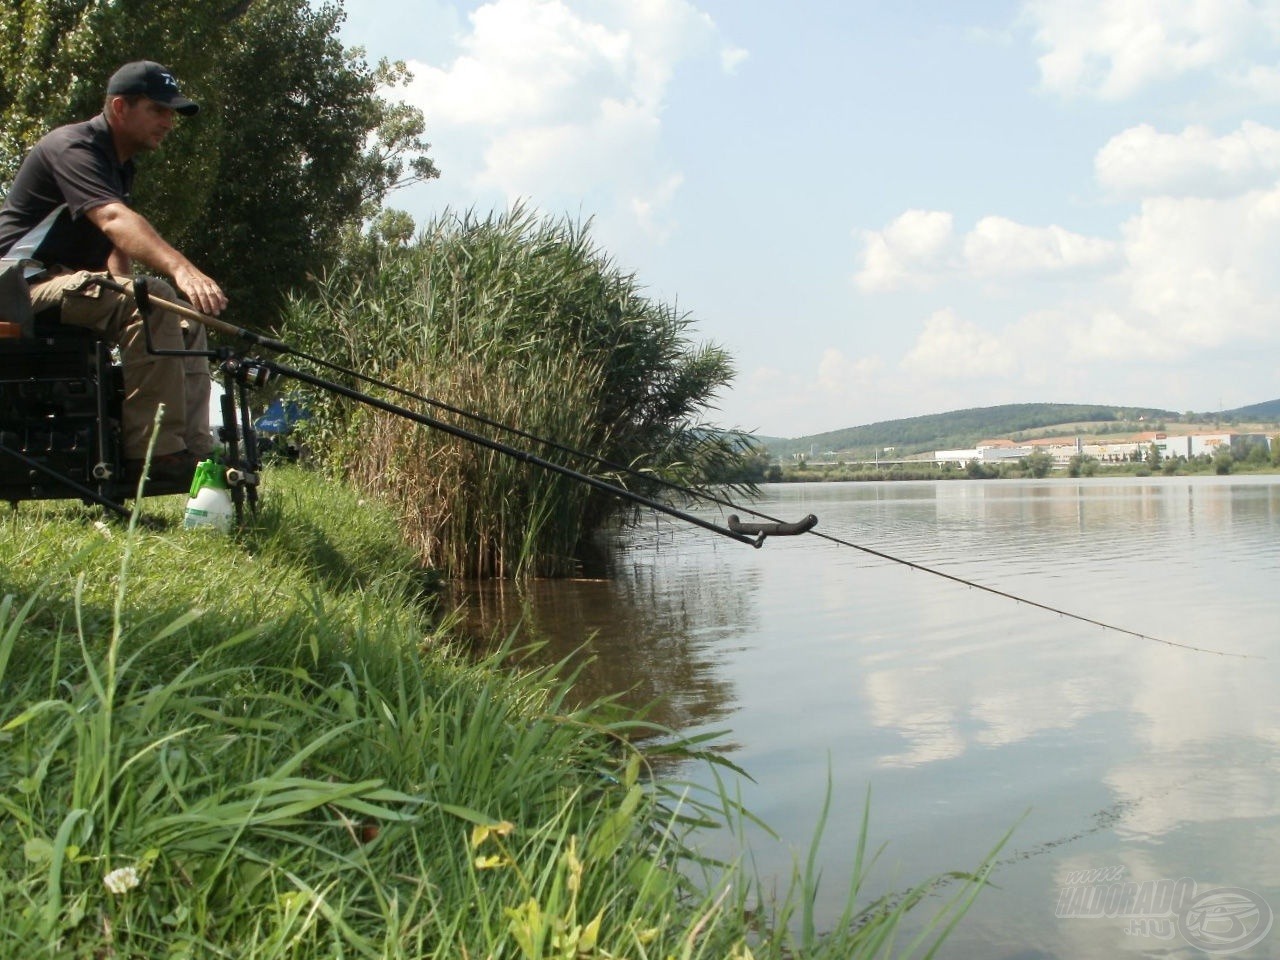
184, 486, 234, 532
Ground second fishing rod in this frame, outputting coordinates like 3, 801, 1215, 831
116, 278, 1252, 658
110, 276, 815, 549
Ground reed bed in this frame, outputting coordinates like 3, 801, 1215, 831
0, 467, 1003, 958
280, 205, 753, 578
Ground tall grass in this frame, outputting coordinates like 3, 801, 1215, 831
280, 205, 754, 578
0, 468, 1004, 957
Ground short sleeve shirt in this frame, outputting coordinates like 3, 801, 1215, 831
0, 114, 134, 271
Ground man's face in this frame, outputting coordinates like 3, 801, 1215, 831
111, 96, 176, 153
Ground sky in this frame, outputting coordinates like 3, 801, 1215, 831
336, 0, 1280, 438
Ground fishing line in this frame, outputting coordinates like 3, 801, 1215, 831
128, 286, 1251, 660
273, 352, 1253, 659
777, 524, 1254, 659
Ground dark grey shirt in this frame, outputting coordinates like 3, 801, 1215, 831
0, 114, 134, 271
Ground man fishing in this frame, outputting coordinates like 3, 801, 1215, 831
0, 60, 225, 486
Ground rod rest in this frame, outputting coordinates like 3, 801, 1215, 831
727, 512, 819, 546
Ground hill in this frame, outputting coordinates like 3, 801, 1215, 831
752, 399, 1182, 458
1228, 398, 1280, 421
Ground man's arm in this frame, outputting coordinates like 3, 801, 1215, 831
85, 201, 227, 315
106, 247, 132, 277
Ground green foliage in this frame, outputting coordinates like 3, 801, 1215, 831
1067, 454, 1099, 477
282, 206, 747, 578
1242, 439, 1271, 466
1224, 399, 1280, 421
0, 468, 1003, 958
770, 461, 970, 483
0, 0, 437, 317
967, 459, 996, 479
1022, 450, 1054, 478
704, 444, 771, 484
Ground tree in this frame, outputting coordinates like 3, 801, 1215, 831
1024, 450, 1054, 478
1214, 445, 1234, 475
1067, 454, 1099, 477
0, 0, 437, 320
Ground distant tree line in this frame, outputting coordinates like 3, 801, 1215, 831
759, 436, 1280, 484
767, 403, 1179, 461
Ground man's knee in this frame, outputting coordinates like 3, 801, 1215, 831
30, 270, 130, 339
144, 276, 178, 302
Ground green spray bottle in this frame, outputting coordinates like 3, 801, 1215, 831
184, 458, 234, 532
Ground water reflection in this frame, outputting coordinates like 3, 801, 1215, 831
453, 477, 1280, 959
452, 533, 759, 733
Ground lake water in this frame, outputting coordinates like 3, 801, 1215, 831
456, 476, 1280, 959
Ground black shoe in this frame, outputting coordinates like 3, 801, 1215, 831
124, 450, 197, 488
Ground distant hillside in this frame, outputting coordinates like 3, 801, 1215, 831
760, 402, 1187, 460
1226, 399, 1280, 421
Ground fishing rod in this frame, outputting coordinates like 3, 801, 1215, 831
106, 277, 816, 549
199, 311, 1253, 659
118, 280, 1252, 658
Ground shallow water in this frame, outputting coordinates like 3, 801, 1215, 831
455, 476, 1280, 959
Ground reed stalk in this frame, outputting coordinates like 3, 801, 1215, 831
281, 205, 751, 578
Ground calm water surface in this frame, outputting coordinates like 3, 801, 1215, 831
456, 477, 1280, 959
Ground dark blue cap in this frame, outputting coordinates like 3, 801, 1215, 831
106, 61, 198, 116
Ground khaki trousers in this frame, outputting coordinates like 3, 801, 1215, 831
28, 270, 212, 459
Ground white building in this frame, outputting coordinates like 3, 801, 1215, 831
933, 439, 1034, 466
929, 431, 1270, 467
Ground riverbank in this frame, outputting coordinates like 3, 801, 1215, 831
769, 459, 1280, 483
451, 476, 1280, 957
0, 464, 996, 958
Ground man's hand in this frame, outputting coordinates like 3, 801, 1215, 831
87, 201, 228, 315
172, 264, 228, 316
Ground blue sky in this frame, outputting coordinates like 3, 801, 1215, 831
339, 0, 1280, 438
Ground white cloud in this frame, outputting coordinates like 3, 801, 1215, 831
859, 176, 1280, 383
406, 1, 628, 127
858, 210, 1117, 289
630, 172, 685, 241
816, 348, 883, 395
1053, 307, 1187, 363
1096, 122, 1280, 198
963, 216, 1120, 278
1237, 62, 1280, 99
1120, 184, 1280, 346
736, 351, 891, 434
720, 45, 749, 74
854, 210, 955, 292
474, 95, 660, 198
394, 0, 741, 237
901, 309, 1018, 378
1024, 0, 1280, 100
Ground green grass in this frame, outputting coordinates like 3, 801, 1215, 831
0, 465, 1003, 958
